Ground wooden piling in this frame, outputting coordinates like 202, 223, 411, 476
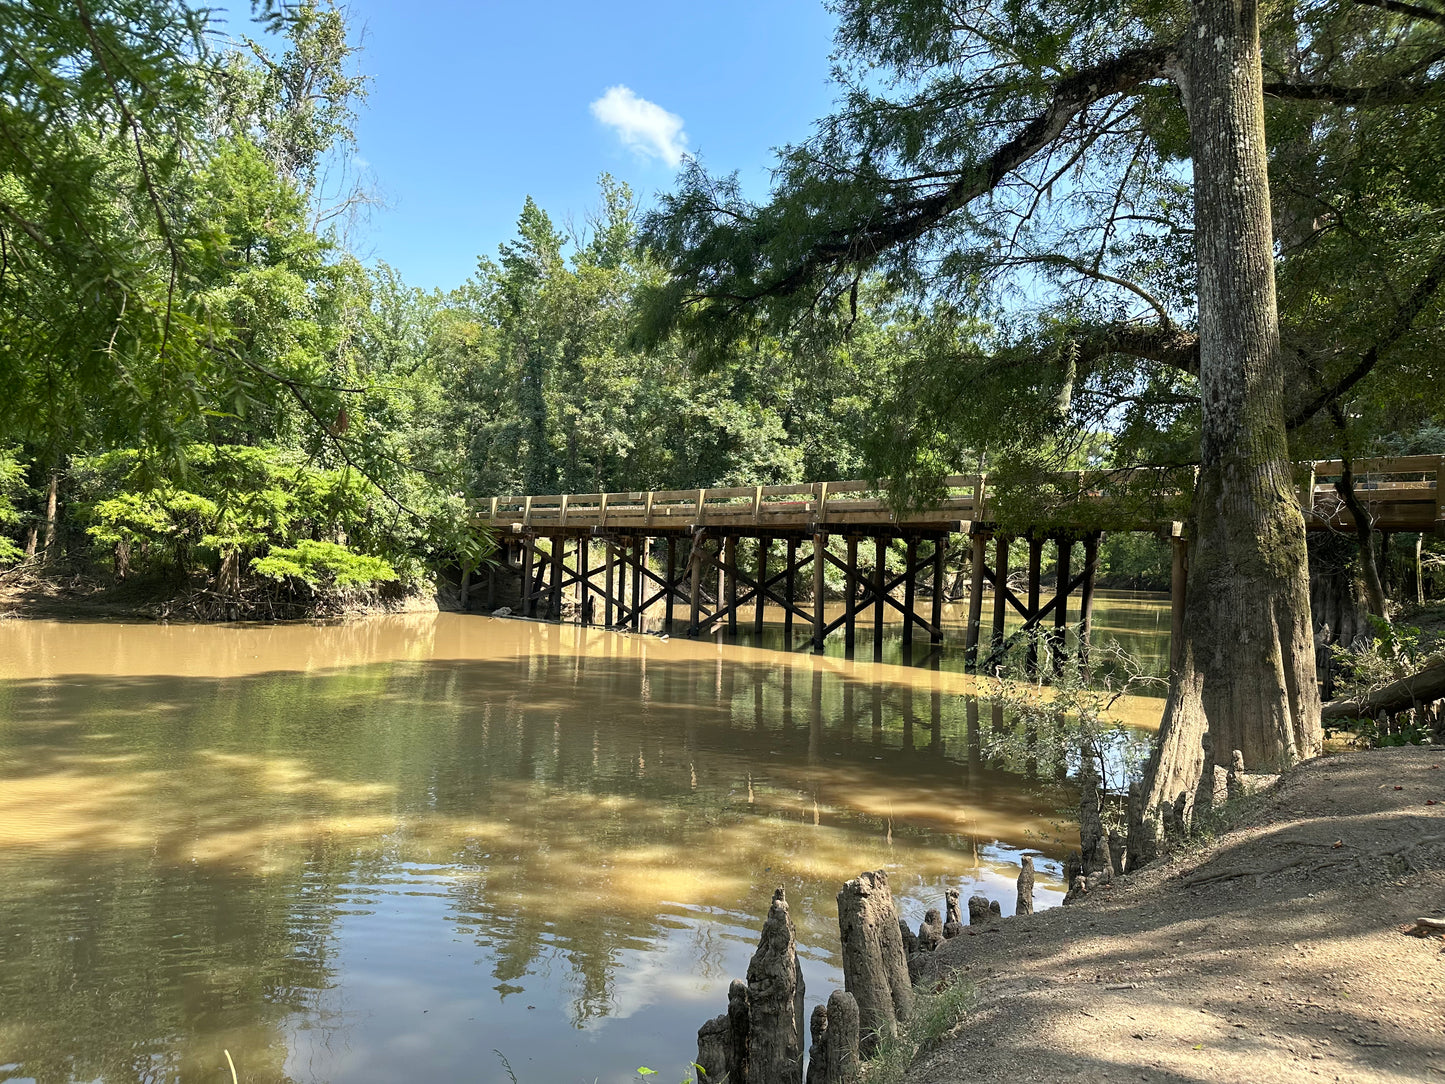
992, 536, 1010, 650
965, 531, 987, 667
1052, 535, 1070, 671
785, 537, 798, 642
689, 531, 704, 635
812, 533, 827, 653
664, 537, 676, 631
873, 536, 887, 661
902, 538, 918, 648
521, 537, 535, 618
549, 539, 563, 619
930, 538, 947, 645
632, 537, 645, 630
725, 535, 739, 634
1026, 534, 1044, 674
1079, 532, 1100, 665
845, 536, 859, 655
756, 537, 769, 636
604, 541, 615, 627
579, 538, 591, 624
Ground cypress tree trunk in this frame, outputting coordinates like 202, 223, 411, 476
1137, 0, 1321, 856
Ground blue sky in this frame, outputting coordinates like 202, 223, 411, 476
219, 1, 842, 291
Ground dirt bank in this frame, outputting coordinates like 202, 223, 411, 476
910, 746, 1445, 1083
0, 566, 450, 622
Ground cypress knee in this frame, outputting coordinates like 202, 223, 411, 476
836, 870, 914, 1055
1016, 856, 1035, 915
745, 888, 805, 1084
943, 887, 963, 939
823, 989, 861, 1084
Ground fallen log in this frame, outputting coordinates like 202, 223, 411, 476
1321, 657, 1445, 721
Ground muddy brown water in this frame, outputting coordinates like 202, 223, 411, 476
0, 597, 1168, 1084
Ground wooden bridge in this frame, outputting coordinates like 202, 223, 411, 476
472, 455, 1444, 667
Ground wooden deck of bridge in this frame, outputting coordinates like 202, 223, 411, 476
472, 455, 1444, 668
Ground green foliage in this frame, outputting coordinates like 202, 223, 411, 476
0, 446, 29, 565
250, 539, 395, 588
73, 444, 403, 592
863, 975, 975, 1084
1329, 616, 1445, 746
983, 642, 1161, 806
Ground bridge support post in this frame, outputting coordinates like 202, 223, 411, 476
785, 537, 798, 643
755, 538, 769, 636
520, 537, 535, 618
550, 538, 563, 620
930, 537, 947, 646
844, 536, 859, 656
724, 536, 738, 634
811, 533, 826, 653
1052, 535, 1071, 673
873, 536, 887, 661
604, 541, 615, 627
965, 529, 988, 668
1026, 534, 1044, 675
1079, 532, 1100, 669
664, 538, 676, 632
992, 536, 1010, 653
579, 538, 591, 625
631, 537, 645, 631
903, 538, 918, 650
688, 530, 705, 636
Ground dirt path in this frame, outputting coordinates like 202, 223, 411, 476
909, 747, 1445, 1083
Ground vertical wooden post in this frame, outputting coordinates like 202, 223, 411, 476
965, 530, 987, 668
632, 538, 646, 630
689, 531, 704, 635
1079, 532, 1100, 667
579, 537, 591, 624
604, 540, 615, 627
616, 539, 629, 628
844, 535, 859, 655
520, 537, 535, 618
873, 536, 887, 661
664, 537, 677, 631
1170, 528, 1188, 674
930, 537, 947, 645
903, 537, 918, 648
724, 535, 739, 634
812, 533, 827, 653
1052, 535, 1071, 672
1026, 533, 1044, 674
992, 536, 1010, 651
486, 555, 498, 610
549, 537, 563, 620
785, 537, 798, 642
755, 537, 769, 636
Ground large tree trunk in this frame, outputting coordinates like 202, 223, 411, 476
1136, 0, 1321, 859
40, 470, 59, 566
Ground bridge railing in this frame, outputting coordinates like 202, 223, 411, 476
475, 455, 1443, 534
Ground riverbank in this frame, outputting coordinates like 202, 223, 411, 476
908, 745, 1445, 1083
0, 564, 449, 621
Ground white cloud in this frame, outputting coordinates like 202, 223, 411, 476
589, 85, 689, 167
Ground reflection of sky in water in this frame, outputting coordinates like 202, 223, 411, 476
0, 609, 1165, 1084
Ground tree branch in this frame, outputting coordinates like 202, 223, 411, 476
1286, 247, 1445, 428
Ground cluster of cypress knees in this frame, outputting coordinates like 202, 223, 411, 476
694, 858, 1049, 1084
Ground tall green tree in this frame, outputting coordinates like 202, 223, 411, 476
638, 0, 1445, 855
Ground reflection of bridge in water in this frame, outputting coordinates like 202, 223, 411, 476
474, 455, 1444, 668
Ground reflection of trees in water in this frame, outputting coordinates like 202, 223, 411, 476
0, 848, 350, 1084
0, 630, 1109, 1075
